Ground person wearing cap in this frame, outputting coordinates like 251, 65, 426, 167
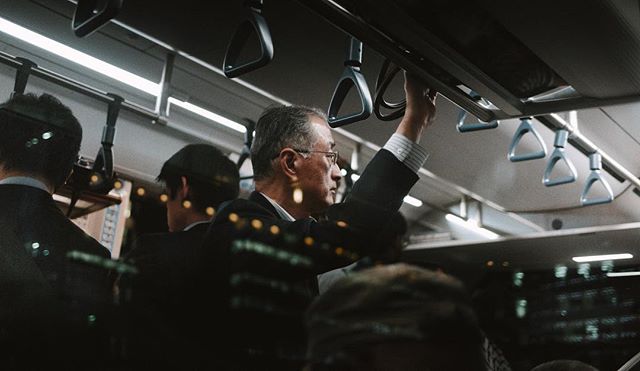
305, 263, 486, 371
0, 93, 111, 366
123, 143, 240, 365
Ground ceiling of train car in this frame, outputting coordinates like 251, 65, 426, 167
6, 0, 640, 235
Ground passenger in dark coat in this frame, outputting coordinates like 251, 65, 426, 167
0, 93, 111, 369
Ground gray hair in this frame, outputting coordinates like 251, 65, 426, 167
251, 105, 327, 181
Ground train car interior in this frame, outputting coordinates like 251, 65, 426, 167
1, 0, 640, 369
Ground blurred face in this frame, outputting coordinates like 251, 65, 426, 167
296, 117, 342, 214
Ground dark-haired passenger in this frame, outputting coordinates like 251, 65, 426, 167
305, 263, 486, 371
0, 93, 111, 367
123, 143, 240, 364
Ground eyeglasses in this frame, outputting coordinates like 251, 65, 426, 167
272, 148, 340, 166
294, 149, 339, 166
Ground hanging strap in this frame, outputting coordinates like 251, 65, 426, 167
223, 0, 274, 78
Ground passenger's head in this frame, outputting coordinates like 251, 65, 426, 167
305, 263, 485, 371
0, 93, 82, 191
531, 360, 599, 371
251, 105, 342, 217
158, 144, 239, 231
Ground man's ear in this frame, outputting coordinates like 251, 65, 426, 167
179, 176, 190, 199
278, 149, 299, 180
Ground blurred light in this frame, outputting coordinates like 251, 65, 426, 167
41, 131, 53, 140
159, 194, 169, 203
304, 236, 314, 246
113, 180, 123, 190
0, 16, 160, 96
31, 242, 40, 249
136, 187, 146, 197
554, 264, 568, 279
572, 253, 633, 263
228, 213, 239, 223
335, 247, 344, 256
445, 214, 500, 239
90, 174, 100, 184
182, 200, 192, 209
269, 225, 280, 235
169, 98, 246, 133
251, 219, 263, 230
336, 220, 348, 228
206, 207, 215, 216
486, 260, 494, 267
403, 195, 423, 207
607, 271, 640, 278
351, 173, 360, 182
293, 188, 303, 204
340, 168, 347, 177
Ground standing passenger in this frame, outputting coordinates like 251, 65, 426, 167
0, 93, 111, 368
124, 144, 239, 365
197, 73, 437, 367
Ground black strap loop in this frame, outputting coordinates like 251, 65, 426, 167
223, 0, 274, 78
373, 59, 406, 121
327, 37, 373, 128
72, 0, 123, 37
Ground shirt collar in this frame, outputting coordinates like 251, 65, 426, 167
183, 220, 210, 231
260, 192, 297, 221
0, 176, 49, 192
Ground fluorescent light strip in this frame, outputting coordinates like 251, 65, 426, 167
572, 253, 633, 263
607, 271, 640, 278
0, 16, 251, 134
0, 16, 160, 96
445, 213, 500, 240
403, 195, 423, 208
168, 98, 246, 133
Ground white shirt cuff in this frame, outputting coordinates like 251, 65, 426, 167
382, 133, 429, 173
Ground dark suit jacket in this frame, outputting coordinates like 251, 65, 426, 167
123, 223, 210, 365
195, 149, 419, 368
0, 184, 111, 368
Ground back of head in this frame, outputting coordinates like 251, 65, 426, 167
158, 144, 240, 211
0, 93, 82, 188
305, 263, 485, 371
250, 105, 327, 181
531, 360, 599, 371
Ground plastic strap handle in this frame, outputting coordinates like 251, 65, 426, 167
543, 130, 577, 186
328, 38, 373, 128
373, 59, 405, 121
12, 58, 37, 97
223, 0, 274, 78
580, 153, 614, 206
237, 119, 256, 169
92, 93, 123, 179
72, 0, 123, 37
508, 118, 547, 162
457, 91, 499, 133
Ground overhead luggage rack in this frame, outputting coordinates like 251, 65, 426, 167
297, 0, 640, 122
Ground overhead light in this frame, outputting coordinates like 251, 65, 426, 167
340, 168, 348, 177
168, 98, 246, 133
0, 16, 247, 134
0, 16, 160, 96
445, 213, 500, 240
403, 195, 423, 208
351, 173, 360, 182
572, 253, 633, 263
606, 271, 640, 278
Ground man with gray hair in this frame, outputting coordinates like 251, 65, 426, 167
195, 74, 437, 368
